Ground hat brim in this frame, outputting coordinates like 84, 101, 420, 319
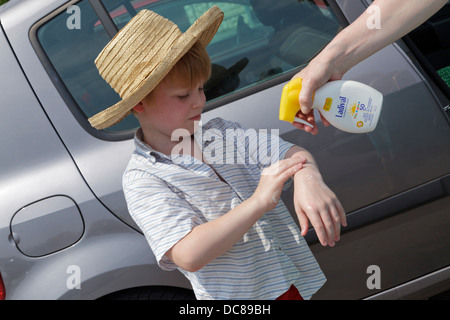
88, 6, 223, 130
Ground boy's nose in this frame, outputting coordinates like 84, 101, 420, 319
192, 91, 206, 109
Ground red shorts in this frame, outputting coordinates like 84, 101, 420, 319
276, 284, 304, 300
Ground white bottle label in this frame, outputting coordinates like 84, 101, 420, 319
316, 81, 383, 133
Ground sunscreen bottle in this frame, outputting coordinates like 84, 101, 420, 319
279, 78, 383, 133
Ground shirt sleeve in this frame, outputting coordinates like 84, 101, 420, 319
123, 168, 203, 271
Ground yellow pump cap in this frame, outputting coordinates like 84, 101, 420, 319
279, 77, 303, 123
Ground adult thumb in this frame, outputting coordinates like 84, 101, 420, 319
299, 83, 314, 115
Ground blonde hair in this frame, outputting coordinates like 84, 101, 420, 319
163, 41, 212, 88
133, 41, 211, 112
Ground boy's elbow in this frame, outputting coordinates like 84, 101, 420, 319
166, 249, 205, 273
180, 261, 203, 273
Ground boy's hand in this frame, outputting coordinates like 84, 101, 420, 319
293, 169, 346, 247
252, 157, 306, 212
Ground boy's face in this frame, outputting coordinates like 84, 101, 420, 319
134, 78, 206, 139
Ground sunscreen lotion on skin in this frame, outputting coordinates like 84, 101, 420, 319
279, 78, 383, 133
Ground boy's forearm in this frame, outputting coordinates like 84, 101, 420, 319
167, 153, 303, 272
285, 145, 320, 175
285, 145, 346, 246
166, 196, 266, 272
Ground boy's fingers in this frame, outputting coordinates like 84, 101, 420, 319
337, 201, 347, 227
330, 206, 342, 242
320, 207, 335, 247
263, 158, 305, 176
297, 210, 309, 236
279, 163, 303, 182
310, 216, 327, 247
297, 204, 327, 246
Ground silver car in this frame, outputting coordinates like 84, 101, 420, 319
0, 0, 449, 300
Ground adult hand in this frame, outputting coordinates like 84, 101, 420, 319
291, 0, 447, 135
291, 54, 345, 135
293, 168, 346, 247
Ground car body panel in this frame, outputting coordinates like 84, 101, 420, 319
0, 0, 448, 300
1, 0, 138, 230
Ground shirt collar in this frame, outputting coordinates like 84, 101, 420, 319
134, 128, 167, 164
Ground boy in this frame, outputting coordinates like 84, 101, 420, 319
89, 6, 346, 300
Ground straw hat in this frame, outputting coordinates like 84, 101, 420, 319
88, 6, 224, 130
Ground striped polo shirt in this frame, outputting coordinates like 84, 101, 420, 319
123, 117, 326, 300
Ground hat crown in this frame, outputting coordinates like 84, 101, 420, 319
95, 10, 182, 98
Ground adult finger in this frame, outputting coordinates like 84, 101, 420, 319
291, 122, 319, 135
318, 112, 331, 127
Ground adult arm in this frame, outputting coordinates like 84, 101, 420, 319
294, 0, 447, 134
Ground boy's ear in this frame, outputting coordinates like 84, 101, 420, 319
133, 102, 145, 113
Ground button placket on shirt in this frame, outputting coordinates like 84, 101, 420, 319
200, 133, 247, 202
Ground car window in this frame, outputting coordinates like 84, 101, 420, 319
37, 0, 341, 135
37, 0, 138, 133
